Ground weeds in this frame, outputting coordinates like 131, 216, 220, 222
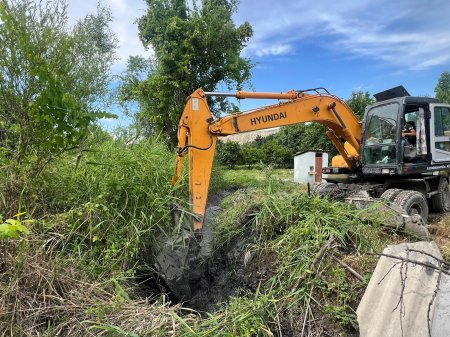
23, 136, 188, 276
0, 212, 31, 239
0, 232, 193, 336
178, 291, 278, 337
0, 134, 196, 336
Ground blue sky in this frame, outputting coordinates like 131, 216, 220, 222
66, 0, 450, 127
235, 0, 450, 96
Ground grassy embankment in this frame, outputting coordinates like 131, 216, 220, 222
0, 137, 422, 336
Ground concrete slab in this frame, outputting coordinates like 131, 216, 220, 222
357, 241, 449, 337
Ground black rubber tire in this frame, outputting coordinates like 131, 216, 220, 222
430, 178, 450, 213
380, 188, 403, 203
313, 182, 340, 199
393, 190, 429, 223
311, 182, 326, 194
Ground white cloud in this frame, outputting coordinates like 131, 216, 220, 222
247, 44, 293, 57
66, 0, 151, 72
236, 0, 450, 69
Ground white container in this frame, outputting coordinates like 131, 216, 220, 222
293, 151, 329, 183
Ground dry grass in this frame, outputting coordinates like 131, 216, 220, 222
428, 213, 450, 260
0, 233, 195, 337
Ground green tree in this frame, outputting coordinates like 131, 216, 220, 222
124, 0, 253, 146
117, 56, 155, 116
252, 135, 269, 148
241, 144, 261, 168
272, 123, 336, 156
217, 141, 242, 168
435, 71, 450, 103
346, 90, 375, 119
260, 141, 292, 168
0, 0, 117, 210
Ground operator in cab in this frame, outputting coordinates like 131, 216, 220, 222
402, 121, 416, 146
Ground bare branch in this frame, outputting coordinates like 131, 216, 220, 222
313, 236, 335, 266
331, 255, 364, 282
427, 261, 443, 337
367, 252, 450, 277
407, 248, 450, 269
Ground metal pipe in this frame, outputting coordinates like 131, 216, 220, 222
236, 91, 299, 99
328, 102, 347, 129
204, 92, 236, 97
204, 91, 300, 100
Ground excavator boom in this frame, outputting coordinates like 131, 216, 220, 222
174, 88, 362, 231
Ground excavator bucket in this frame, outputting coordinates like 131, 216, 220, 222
154, 204, 212, 300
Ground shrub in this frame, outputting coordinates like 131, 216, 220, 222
216, 141, 242, 168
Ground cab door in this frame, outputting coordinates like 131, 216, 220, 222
430, 104, 450, 162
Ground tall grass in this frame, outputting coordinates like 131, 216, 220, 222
22, 135, 187, 275
0, 131, 192, 282
0, 133, 197, 335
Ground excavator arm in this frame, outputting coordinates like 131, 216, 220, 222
174, 88, 362, 231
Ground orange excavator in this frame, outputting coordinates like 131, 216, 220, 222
161, 85, 449, 300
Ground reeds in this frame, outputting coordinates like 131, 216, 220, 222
27, 136, 187, 275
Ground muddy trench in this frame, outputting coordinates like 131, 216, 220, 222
141, 191, 271, 312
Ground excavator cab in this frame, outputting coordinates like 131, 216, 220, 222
362, 102, 398, 166
360, 86, 450, 176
